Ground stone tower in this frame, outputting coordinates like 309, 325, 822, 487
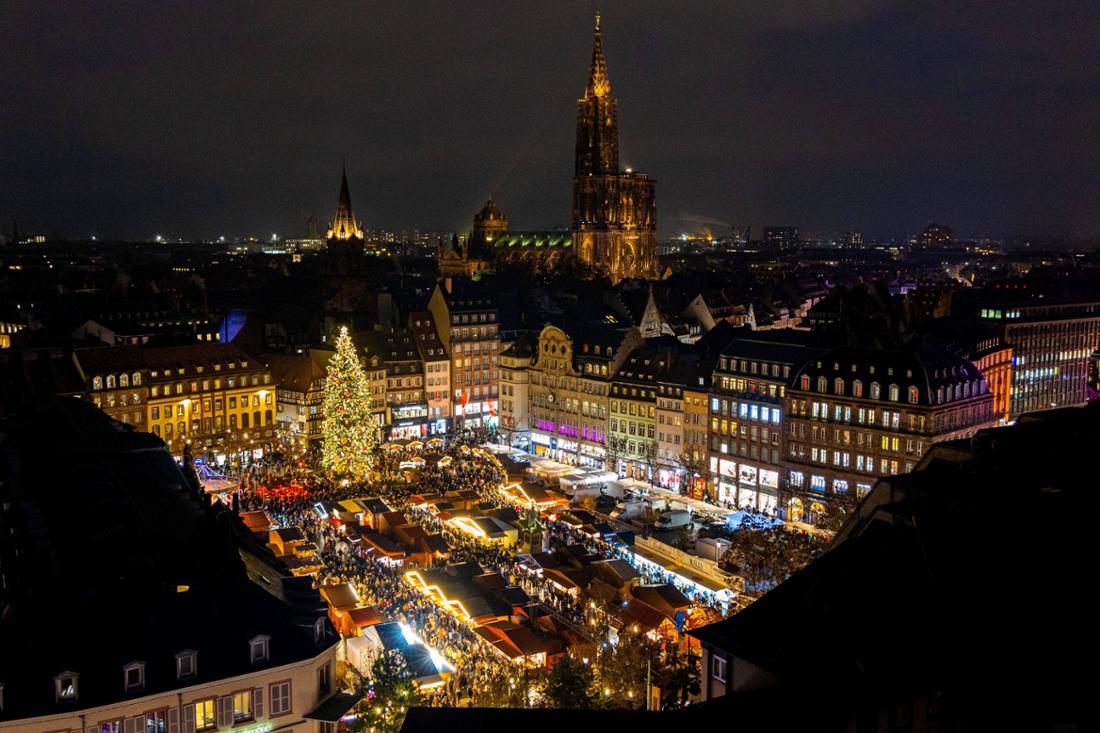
572, 14, 658, 284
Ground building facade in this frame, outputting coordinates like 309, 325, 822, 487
74, 345, 149, 428
681, 383, 711, 500
527, 325, 628, 468
707, 335, 815, 514
498, 333, 534, 449
993, 302, 1100, 418
655, 381, 684, 491
80, 343, 276, 463
571, 14, 658, 284
427, 282, 501, 430
409, 311, 452, 435
783, 348, 997, 524
268, 349, 333, 443
0, 399, 343, 733
359, 329, 428, 440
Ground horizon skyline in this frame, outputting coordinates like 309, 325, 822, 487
3, 1, 1097, 243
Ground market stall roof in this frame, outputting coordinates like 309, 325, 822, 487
304, 690, 365, 721
319, 583, 360, 611
239, 510, 275, 532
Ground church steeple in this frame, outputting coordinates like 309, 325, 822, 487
585, 13, 611, 100
327, 166, 363, 241
575, 12, 619, 176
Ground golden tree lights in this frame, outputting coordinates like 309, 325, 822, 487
322, 326, 379, 480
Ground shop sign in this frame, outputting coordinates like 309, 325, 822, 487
531, 432, 552, 447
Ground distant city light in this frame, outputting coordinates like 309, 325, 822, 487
154, 235, 162, 242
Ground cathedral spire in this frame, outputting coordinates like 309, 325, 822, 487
586, 12, 611, 100
327, 165, 363, 241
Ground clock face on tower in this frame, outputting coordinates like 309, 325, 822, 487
547, 392, 555, 403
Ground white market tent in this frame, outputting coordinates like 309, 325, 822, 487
527, 459, 575, 481
558, 469, 618, 495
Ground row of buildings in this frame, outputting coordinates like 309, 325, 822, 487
67, 279, 1100, 522
498, 322, 1006, 522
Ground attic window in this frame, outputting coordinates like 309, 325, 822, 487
250, 635, 271, 664
176, 650, 197, 680
54, 671, 78, 702
314, 617, 326, 645
123, 661, 145, 691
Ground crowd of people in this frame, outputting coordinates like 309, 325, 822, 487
225, 436, 726, 707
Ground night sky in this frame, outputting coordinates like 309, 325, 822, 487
2, 1, 1097, 242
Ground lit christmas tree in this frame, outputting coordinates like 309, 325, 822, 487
321, 326, 378, 480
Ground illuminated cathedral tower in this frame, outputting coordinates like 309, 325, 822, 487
572, 13, 658, 283
325, 166, 366, 277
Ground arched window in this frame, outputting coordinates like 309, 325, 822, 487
92, 376, 103, 390
937, 386, 945, 403
800, 375, 810, 391
817, 376, 827, 393
106, 375, 116, 389
852, 380, 863, 398
132, 372, 142, 386
908, 386, 919, 404
870, 382, 881, 400
119, 373, 129, 387
888, 384, 899, 401
834, 378, 845, 395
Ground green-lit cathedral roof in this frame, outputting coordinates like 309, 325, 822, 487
493, 231, 573, 248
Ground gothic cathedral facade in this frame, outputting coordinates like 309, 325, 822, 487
572, 14, 658, 284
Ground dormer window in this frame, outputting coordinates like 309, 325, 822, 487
176, 650, 197, 680
314, 617, 326, 645
54, 671, 78, 702
123, 661, 145, 691
250, 635, 271, 664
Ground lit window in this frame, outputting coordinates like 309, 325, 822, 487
232, 690, 253, 723
194, 699, 216, 731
